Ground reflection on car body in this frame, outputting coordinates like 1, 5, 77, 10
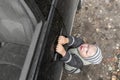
0, 0, 80, 80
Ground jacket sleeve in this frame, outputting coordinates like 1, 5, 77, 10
67, 36, 84, 47
60, 52, 83, 69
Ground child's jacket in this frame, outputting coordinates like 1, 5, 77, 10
61, 36, 84, 69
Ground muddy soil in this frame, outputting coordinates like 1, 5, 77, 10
62, 0, 120, 80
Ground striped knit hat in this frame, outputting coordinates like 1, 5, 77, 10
84, 47, 103, 64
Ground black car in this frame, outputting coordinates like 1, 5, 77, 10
0, 0, 81, 80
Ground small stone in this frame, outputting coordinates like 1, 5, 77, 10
105, 17, 109, 20
113, 29, 117, 31
88, 17, 92, 22
116, 44, 120, 47
108, 65, 113, 71
116, 46, 119, 49
96, 28, 100, 32
110, 18, 113, 21
100, 10, 102, 13
89, 4, 92, 7
108, 24, 112, 29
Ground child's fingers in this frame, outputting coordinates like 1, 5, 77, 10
56, 44, 61, 50
59, 36, 64, 39
58, 39, 63, 44
56, 44, 59, 51
58, 36, 65, 44
56, 44, 66, 56
56, 44, 61, 53
58, 36, 65, 41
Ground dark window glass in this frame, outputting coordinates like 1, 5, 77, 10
24, 0, 53, 22
24, 0, 45, 22
35, 0, 53, 20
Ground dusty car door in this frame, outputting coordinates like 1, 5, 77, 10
19, 0, 80, 80
0, 0, 80, 80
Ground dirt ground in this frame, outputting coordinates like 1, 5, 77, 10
62, 0, 120, 80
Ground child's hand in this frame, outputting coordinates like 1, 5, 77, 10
56, 44, 66, 57
58, 36, 69, 45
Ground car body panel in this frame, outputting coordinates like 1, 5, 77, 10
0, 0, 80, 80
0, 0, 79, 45
0, 0, 35, 45
56, 0, 79, 34
20, 0, 79, 80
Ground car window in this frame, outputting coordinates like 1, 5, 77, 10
23, 0, 44, 22
24, 0, 53, 22
35, 0, 53, 20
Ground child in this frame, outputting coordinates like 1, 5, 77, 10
56, 35, 103, 73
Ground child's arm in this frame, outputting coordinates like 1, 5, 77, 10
56, 44, 83, 68
58, 35, 84, 47
67, 36, 84, 47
